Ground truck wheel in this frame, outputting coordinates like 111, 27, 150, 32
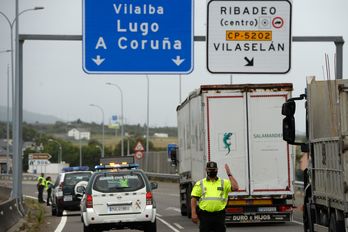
180, 185, 187, 216
180, 205, 187, 216
186, 184, 192, 219
329, 212, 345, 232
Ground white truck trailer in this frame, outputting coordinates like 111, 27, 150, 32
173, 83, 295, 223
282, 77, 348, 231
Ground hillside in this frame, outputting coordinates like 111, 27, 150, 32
0, 106, 61, 124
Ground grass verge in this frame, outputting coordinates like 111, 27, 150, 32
15, 198, 46, 232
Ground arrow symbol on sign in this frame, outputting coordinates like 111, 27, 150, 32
244, 57, 254, 66
92, 55, 105, 66
172, 56, 185, 66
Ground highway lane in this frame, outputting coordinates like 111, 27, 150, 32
22, 181, 303, 232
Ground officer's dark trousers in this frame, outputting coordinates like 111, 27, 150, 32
198, 209, 226, 232
47, 188, 52, 205
38, 185, 44, 203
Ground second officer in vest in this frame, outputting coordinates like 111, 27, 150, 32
191, 161, 239, 232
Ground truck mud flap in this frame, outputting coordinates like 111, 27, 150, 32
225, 213, 291, 223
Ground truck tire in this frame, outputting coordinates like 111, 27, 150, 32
180, 184, 188, 216
186, 184, 192, 219
329, 212, 345, 232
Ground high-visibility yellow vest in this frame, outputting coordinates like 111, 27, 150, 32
45, 180, 53, 190
191, 177, 231, 212
37, 176, 45, 186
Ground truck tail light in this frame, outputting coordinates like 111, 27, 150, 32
58, 182, 64, 190
146, 192, 153, 205
226, 207, 244, 213
86, 194, 93, 208
278, 205, 292, 212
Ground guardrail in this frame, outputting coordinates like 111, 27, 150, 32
145, 172, 179, 182
0, 197, 23, 232
294, 180, 304, 189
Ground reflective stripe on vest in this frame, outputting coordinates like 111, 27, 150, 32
199, 178, 227, 203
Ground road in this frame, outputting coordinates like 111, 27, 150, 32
22, 181, 304, 232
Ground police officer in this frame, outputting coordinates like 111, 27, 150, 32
45, 176, 53, 206
191, 161, 239, 232
37, 173, 45, 203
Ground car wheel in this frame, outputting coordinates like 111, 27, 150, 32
51, 205, 56, 216
83, 224, 94, 232
144, 219, 157, 232
56, 206, 63, 217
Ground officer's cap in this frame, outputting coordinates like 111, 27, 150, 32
206, 161, 217, 169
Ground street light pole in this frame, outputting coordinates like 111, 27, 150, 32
0, 5, 44, 202
146, 75, 149, 154
106, 82, 124, 157
96, 145, 103, 159
0, 50, 11, 174
0, 6, 44, 127
89, 104, 105, 158
48, 139, 62, 163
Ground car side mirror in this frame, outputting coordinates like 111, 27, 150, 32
150, 182, 158, 190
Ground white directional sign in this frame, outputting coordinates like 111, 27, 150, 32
207, 0, 292, 74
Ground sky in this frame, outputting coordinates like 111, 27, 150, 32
0, 0, 347, 129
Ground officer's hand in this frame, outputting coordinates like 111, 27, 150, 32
191, 212, 199, 224
225, 164, 232, 176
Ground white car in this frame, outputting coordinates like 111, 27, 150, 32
80, 164, 158, 232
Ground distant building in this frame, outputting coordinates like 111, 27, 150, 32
154, 133, 168, 138
0, 139, 12, 174
67, 128, 90, 140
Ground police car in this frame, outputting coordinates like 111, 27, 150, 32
80, 162, 158, 232
51, 166, 92, 216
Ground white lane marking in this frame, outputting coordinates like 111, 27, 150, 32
157, 216, 181, 232
156, 213, 163, 217
292, 219, 303, 226
155, 192, 180, 197
174, 222, 184, 229
166, 207, 181, 213
24, 195, 36, 200
54, 210, 67, 232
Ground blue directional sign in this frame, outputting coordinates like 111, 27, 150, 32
83, 0, 193, 74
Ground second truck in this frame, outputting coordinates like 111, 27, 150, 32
172, 83, 295, 223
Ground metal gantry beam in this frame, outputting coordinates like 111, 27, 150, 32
14, 34, 345, 203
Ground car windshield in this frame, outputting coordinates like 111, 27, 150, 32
93, 172, 145, 193
64, 172, 91, 186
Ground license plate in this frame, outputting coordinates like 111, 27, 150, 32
63, 195, 73, 201
258, 207, 277, 212
108, 205, 130, 212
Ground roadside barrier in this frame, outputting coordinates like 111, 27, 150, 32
0, 198, 23, 232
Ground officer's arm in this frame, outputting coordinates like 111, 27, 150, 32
191, 196, 199, 224
225, 164, 239, 191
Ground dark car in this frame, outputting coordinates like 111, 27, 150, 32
51, 166, 92, 216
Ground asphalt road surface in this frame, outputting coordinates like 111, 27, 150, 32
21, 181, 304, 232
